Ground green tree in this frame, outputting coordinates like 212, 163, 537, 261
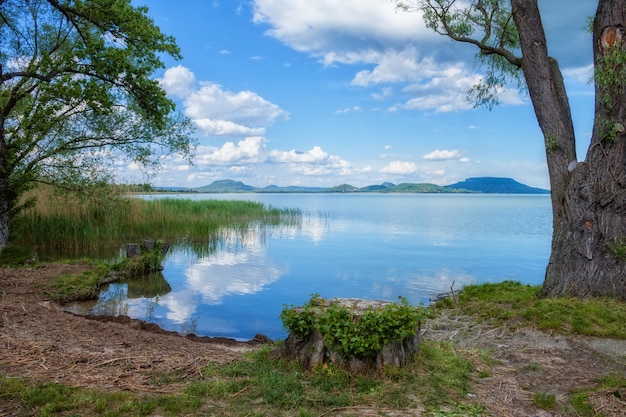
396, 0, 626, 299
0, 0, 195, 251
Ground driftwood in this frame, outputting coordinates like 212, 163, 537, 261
274, 298, 420, 373
429, 280, 463, 302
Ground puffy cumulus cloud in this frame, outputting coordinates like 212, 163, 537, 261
196, 136, 267, 165
269, 146, 353, 176
252, 0, 432, 55
160, 66, 288, 137
185, 82, 288, 136
423, 149, 464, 161
349, 51, 524, 113
269, 146, 329, 163
251, 1, 526, 114
194, 119, 266, 137
159, 65, 196, 99
399, 67, 480, 112
381, 160, 417, 175
351, 47, 435, 86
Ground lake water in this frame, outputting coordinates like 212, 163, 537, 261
68, 193, 552, 341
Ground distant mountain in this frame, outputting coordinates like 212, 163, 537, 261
359, 182, 396, 192
444, 177, 550, 194
261, 185, 327, 193
190, 177, 549, 194
194, 179, 255, 193
383, 183, 448, 193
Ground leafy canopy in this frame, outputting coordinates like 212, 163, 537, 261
0, 0, 195, 216
395, 0, 525, 108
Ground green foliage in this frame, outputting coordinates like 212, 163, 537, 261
49, 268, 103, 303
281, 295, 422, 357
533, 392, 556, 409
0, 244, 37, 267
123, 240, 169, 273
426, 402, 489, 417
544, 134, 559, 151
12, 188, 301, 258
396, 0, 524, 109
607, 236, 626, 260
417, 340, 475, 404
595, 44, 626, 109
0, 0, 195, 249
568, 373, 626, 416
436, 281, 626, 338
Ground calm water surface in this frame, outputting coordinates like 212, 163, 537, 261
68, 193, 552, 340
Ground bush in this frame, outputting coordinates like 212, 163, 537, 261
280, 295, 423, 357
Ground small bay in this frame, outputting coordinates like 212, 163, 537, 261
68, 193, 552, 341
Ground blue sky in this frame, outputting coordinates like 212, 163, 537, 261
122, 0, 597, 189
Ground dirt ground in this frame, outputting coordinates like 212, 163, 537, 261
1, 264, 625, 416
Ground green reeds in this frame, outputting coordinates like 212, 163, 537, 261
10, 188, 301, 259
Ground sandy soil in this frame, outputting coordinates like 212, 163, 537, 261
1, 264, 625, 416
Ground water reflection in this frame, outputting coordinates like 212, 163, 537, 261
69, 221, 298, 337
67, 194, 552, 341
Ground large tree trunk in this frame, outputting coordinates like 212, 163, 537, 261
513, 0, 626, 299
0, 131, 8, 253
0, 194, 8, 253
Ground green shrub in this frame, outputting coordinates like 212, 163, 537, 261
281, 295, 423, 357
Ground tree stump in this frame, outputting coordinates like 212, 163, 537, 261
274, 298, 420, 373
125, 240, 171, 272
125, 240, 170, 258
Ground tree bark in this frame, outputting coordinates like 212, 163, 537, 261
513, 0, 626, 299
0, 129, 8, 253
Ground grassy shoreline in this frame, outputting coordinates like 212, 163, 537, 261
1, 274, 624, 416
9, 188, 301, 259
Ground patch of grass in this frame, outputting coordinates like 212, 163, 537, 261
426, 402, 489, 416
48, 269, 103, 303
204, 342, 477, 414
0, 245, 38, 267
568, 373, 626, 416
416, 340, 475, 406
523, 363, 541, 371
521, 297, 626, 338
0, 375, 202, 417
533, 392, 556, 409
11, 186, 301, 259
436, 281, 626, 339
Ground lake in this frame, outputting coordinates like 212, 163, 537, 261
67, 193, 552, 341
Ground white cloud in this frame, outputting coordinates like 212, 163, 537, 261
160, 66, 288, 137
159, 65, 196, 99
194, 119, 266, 137
269, 146, 353, 176
252, 0, 432, 55
251, 1, 527, 114
335, 106, 362, 114
196, 136, 267, 165
381, 160, 417, 175
269, 146, 328, 163
351, 47, 431, 87
562, 64, 593, 84
185, 82, 288, 136
423, 149, 463, 161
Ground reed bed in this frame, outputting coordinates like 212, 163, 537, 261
10, 188, 301, 259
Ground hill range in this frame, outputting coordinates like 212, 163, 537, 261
158, 177, 550, 194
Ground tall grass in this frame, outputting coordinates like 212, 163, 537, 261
10, 187, 301, 259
